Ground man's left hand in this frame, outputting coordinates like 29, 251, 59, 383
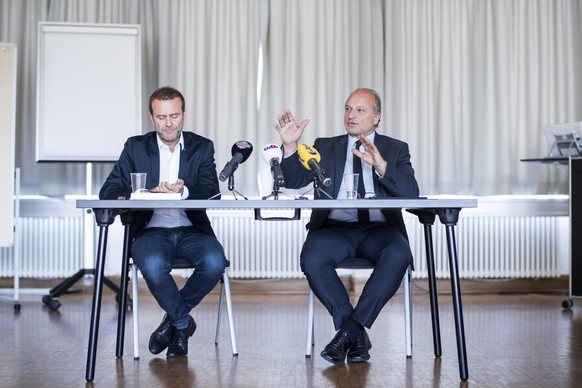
151, 179, 185, 194
353, 135, 388, 176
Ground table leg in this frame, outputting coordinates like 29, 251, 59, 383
422, 223, 443, 357
85, 224, 109, 382
85, 208, 118, 382
115, 223, 132, 358
437, 208, 469, 381
407, 209, 443, 358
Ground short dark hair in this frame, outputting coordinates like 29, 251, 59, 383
149, 86, 186, 115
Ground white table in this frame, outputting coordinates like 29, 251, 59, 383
77, 198, 477, 382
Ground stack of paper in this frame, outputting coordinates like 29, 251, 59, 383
130, 191, 182, 200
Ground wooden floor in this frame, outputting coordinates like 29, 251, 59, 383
1, 279, 582, 388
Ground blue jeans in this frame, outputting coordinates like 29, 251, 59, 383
131, 226, 226, 329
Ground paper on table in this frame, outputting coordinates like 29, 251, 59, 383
130, 191, 182, 200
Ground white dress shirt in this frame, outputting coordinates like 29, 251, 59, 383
146, 133, 193, 228
329, 133, 386, 223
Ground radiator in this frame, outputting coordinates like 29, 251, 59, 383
210, 209, 309, 278
0, 216, 84, 278
0, 211, 562, 279
404, 215, 561, 279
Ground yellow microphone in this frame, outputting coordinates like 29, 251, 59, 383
297, 144, 332, 187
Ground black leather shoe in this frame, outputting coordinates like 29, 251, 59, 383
347, 330, 372, 362
166, 315, 196, 358
167, 328, 190, 358
149, 314, 174, 355
149, 314, 196, 355
186, 315, 197, 337
320, 330, 353, 364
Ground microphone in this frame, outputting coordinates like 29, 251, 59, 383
261, 143, 285, 186
297, 144, 332, 187
219, 140, 254, 181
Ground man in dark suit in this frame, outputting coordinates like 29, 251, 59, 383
100, 86, 227, 358
274, 88, 419, 364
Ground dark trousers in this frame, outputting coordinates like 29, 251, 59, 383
300, 221, 412, 330
132, 226, 226, 329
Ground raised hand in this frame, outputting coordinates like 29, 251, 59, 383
353, 135, 388, 177
274, 109, 310, 156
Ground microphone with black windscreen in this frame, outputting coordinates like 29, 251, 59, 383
219, 140, 253, 182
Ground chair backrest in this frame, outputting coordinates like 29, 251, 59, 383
336, 257, 374, 270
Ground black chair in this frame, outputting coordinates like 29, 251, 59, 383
305, 258, 412, 358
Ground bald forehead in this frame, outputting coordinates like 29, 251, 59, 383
346, 90, 375, 108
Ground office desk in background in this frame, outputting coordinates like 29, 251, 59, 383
76, 198, 477, 382
521, 156, 582, 308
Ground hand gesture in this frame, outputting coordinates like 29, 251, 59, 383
274, 109, 309, 156
353, 135, 388, 176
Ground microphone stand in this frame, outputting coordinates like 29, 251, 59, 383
210, 175, 247, 200
262, 180, 285, 200
300, 176, 333, 199
257, 177, 303, 221
262, 177, 298, 200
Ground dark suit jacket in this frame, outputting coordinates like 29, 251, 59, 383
281, 133, 420, 239
99, 131, 220, 239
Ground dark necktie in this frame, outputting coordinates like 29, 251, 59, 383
353, 141, 369, 224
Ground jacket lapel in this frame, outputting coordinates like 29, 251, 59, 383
372, 135, 384, 195
333, 135, 349, 198
147, 134, 161, 185
178, 134, 188, 179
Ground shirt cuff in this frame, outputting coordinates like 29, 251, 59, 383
181, 186, 189, 199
